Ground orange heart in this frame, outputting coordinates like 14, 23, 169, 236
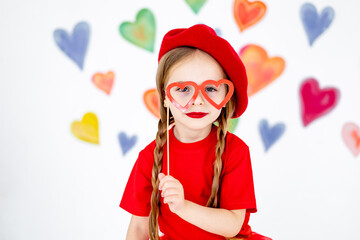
234, 0, 267, 32
239, 44, 285, 96
92, 71, 114, 95
144, 89, 160, 118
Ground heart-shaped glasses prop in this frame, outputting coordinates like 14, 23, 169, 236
166, 79, 234, 112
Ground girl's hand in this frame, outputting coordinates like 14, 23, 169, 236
158, 173, 186, 214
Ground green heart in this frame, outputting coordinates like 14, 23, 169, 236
228, 118, 239, 133
119, 8, 155, 52
185, 0, 207, 14
214, 118, 239, 133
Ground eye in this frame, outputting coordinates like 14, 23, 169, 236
205, 86, 217, 92
176, 87, 190, 92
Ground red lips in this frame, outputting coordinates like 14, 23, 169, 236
185, 112, 208, 118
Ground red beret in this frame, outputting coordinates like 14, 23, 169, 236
158, 24, 248, 118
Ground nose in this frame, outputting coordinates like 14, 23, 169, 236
193, 91, 205, 106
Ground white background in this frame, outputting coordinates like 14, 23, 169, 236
1, 0, 360, 239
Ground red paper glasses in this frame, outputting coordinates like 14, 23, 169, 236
166, 79, 234, 112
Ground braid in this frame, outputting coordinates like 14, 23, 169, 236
207, 97, 236, 208
149, 46, 194, 238
206, 109, 228, 207
149, 110, 168, 240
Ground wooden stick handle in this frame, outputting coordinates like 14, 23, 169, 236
166, 100, 170, 176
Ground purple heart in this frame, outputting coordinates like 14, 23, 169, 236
300, 3, 335, 46
54, 22, 90, 70
118, 132, 137, 156
259, 119, 285, 152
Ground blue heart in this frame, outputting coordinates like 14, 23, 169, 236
214, 28, 222, 37
300, 3, 335, 46
118, 132, 137, 156
259, 119, 285, 152
54, 22, 90, 70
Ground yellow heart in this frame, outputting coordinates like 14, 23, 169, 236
71, 112, 99, 144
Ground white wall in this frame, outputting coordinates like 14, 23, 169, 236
0, 0, 359, 239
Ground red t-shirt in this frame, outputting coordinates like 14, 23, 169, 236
120, 125, 257, 239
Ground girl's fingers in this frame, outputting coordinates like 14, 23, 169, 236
158, 173, 166, 181
161, 180, 178, 191
161, 187, 180, 198
159, 175, 178, 190
158, 174, 173, 188
161, 184, 180, 200
163, 195, 180, 205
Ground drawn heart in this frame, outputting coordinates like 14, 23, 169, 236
259, 119, 285, 152
71, 112, 99, 144
342, 122, 360, 157
233, 0, 267, 32
144, 89, 160, 119
118, 132, 137, 156
184, 0, 207, 14
92, 71, 114, 95
300, 78, 340, 127
228, 118, 239, 133
54, 22, 90, 70
119, 8, 156, 52
214, 28, 222, 37
300, 3, 335, 46
239, 44, 285, 96
214, 118, 239, 133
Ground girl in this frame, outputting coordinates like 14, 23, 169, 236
120, 24, 257, 240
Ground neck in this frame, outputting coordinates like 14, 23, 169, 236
172, 123, 213, 143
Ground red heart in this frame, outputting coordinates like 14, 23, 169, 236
300, 78, 340, 126
200, 80, 234, 110
166, 81, 199, 112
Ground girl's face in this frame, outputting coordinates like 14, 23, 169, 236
165, 50, 226, 133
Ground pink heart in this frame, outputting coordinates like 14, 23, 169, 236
300, 78, 340, 126
342, 122, 360, 157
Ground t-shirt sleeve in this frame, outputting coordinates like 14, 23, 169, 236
220, 138, 257, 213
119, 142, 155, 216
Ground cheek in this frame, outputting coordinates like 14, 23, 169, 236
208, 107, 223, 120
213, 109, 223, 117
168, 103, 183, 118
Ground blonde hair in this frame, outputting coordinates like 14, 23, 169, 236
149, 47, 236, 239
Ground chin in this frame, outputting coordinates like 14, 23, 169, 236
171, 108, 221, 131
183, 117, 218, 131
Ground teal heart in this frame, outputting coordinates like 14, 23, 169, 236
119, 8, 156, 52
185, 0, 207, 14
